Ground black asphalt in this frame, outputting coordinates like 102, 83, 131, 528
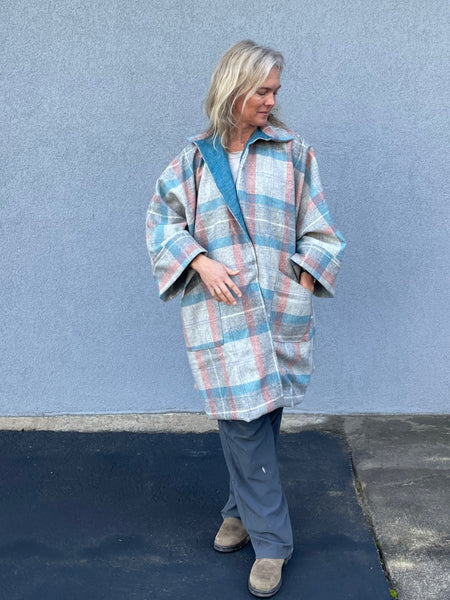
0, 431, 391, 599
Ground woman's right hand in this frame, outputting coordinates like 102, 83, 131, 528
190, 254, 242, 305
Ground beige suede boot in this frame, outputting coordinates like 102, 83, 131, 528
248, 557, 289, 597
213, 517, 250, 552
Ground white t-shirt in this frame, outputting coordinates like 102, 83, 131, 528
227, 151, 242, 184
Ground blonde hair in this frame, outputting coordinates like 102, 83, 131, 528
204, 40, 285, 148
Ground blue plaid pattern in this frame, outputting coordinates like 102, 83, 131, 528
146, 125, 345, 421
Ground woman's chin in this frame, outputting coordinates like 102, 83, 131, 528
257, 115, 269, 126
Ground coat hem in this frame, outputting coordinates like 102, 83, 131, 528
204, 394, 306, 422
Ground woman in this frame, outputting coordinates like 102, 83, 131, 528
146, 40, 345, 597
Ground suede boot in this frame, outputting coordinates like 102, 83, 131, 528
248, 557, 290, 597
213, 517, 250, 552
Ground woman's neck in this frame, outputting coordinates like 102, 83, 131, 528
227, 124, 257, 152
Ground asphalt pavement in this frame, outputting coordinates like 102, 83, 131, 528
0, 413, 447, 600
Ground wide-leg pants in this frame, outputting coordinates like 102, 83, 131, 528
218, 407, 293, 559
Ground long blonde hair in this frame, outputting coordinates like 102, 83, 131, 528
204, 40, 285, 148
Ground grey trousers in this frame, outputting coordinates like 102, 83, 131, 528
218, 407, 293, 559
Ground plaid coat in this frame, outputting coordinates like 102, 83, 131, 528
146, 124, 345, 421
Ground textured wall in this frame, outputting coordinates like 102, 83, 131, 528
1, 1, 449, 416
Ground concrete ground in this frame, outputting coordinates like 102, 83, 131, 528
286, 414, 450, 600
0, 413, 448, 599
342, 415, 450, 600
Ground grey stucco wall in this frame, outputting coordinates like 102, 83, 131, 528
2, 1, 449, 416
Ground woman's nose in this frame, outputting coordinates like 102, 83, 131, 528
265, 94, 276, 107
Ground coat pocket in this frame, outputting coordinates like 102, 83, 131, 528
270, 271, 313, 342
181, 278, 224, 351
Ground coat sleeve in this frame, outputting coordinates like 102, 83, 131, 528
146, 152, 207, 302
290, 145, 346, 298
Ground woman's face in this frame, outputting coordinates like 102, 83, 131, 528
233, 66, 281, 131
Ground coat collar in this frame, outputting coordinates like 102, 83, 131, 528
188, 124, 294, 145
187, 125, 293, 242
191, 133, 249, 239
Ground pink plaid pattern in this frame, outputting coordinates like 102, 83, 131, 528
146, 125, 345, 420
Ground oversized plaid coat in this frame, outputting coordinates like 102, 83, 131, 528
146, 124, 345, 421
